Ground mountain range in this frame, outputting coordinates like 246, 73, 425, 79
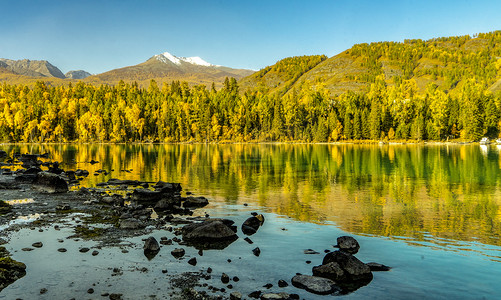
2, 31, 501, 96
0, 52, 254, 87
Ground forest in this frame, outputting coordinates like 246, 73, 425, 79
1, 31, 501, 143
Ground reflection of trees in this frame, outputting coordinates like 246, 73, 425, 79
1, 143, 500, 246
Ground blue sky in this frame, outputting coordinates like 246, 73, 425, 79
1, 0, 501, 74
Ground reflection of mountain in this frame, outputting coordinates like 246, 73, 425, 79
1, 143, 500, 248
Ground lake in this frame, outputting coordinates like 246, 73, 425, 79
1, 143, 500, 299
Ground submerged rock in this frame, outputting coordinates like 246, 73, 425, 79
291, 274, 339, 295
366, 262, 391, 271
32, 172, 68, 193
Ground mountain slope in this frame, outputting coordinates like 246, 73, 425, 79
85, 52, 254, 86
238, 55, 327, 94
65, 70, 91, 79
0, 58, 65, 78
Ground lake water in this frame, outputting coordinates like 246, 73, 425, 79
1, 143, 501, 299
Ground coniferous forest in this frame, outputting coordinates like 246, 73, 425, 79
2, 31, 501, 143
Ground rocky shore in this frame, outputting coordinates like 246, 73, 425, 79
0, 151, 389, 299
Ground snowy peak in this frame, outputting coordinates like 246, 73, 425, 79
154, 52, 215, 67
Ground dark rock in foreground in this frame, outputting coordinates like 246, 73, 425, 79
291, 274, 339, 295
335, 236, 360, 254
143, 237, 160, 260
182, 196, 209, 208
322, 250, 372, 281
241, 214, 265, 236
32, 172, 68, 193
182, 219, 238, 250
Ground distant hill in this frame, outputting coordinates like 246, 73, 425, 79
238, 55, 327, 94
0, 58, 65, 78
85, 52, 254, 86
239, 31, 501, 97
65, 70, 91, 79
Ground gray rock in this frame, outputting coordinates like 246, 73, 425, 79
322, 251, 372, 281
182, 219, 238, 249
32, 172, 68, 193
182, 196, 209, 208
261, 292, 292, 300
32, 242, 43, 248
291, 274, 339, 295
366, 262, 391, 271
230, 291, 242, 300
335, 236, 360, 254
119, 218, 145, 230
143, 237, 160, 252
171, 248, 185, 258
312, 262, 346, 281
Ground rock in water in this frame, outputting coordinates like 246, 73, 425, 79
32, 172, 68, 193
143, 237, 160, 252
312, 262, 346, 281
366, 262, 391, 271
0, 256, 27, 291
119, 218, 145, 230
171, 248, 185, 258
335, 236, 360, 254
182, 196, 209, 208
291, 274, 339, 295
241, 214, 265, 235
322, 250, 372, 281
182, 219, 238, 250
143, 237, 160, 260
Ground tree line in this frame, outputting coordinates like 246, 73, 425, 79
0, 73, 499, 143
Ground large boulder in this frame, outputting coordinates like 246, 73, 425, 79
182, 219, 238, 249
32, 172, 68, 193
291, 274, 340, 295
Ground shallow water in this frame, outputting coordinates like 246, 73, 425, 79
1, 143, 501, 299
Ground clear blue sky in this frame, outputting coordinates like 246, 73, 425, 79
1, 0, 500, 74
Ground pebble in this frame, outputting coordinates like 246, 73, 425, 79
221, 273, 230, 284
58, 248, 67, 252
92, 250, 99, 256
32, 242, 43, 248
79, 247, 90, 253
87, 288, 94, 294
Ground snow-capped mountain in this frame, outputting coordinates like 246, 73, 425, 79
154, 52, 217, 67
89, 51, 254, 86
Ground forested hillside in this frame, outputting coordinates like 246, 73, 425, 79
1, 31, 501, 143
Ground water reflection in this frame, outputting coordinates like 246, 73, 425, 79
1, 143, 500, 248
